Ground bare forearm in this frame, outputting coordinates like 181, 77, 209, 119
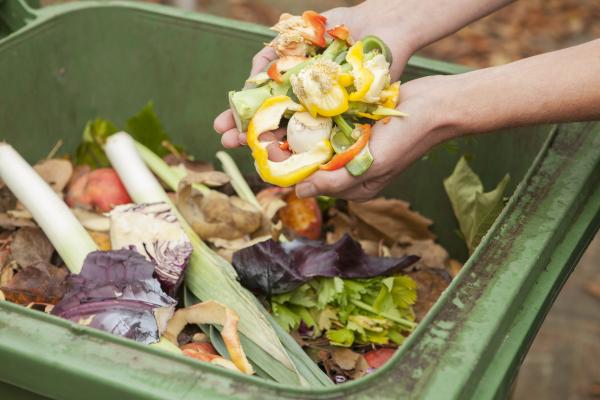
356, 0, 515, 56
437, 39, 600, 137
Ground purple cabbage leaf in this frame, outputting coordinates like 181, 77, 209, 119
109, 202, 193, 296
232, 234, 419, 295
52, 249, 177, 344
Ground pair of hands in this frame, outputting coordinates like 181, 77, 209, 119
213, 4, 454, 201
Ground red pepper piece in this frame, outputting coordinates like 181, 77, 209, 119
301, 10, 327, 48
279, 140, 290, 151
327, 24, 351, 43
267, 62, 284, 83
320, 124, 371, 171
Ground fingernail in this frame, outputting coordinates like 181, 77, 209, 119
296, 183, 317, 198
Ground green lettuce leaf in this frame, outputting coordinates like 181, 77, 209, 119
444, 156, 510, 254
271, 274, 417, 347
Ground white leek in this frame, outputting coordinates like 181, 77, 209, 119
0, 143, 97, 273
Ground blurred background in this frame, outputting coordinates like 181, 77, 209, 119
36, 0, 600, 398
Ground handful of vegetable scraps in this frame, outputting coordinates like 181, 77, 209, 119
228, 11, 406, 187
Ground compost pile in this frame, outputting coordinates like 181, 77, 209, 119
0, 104, 463, 383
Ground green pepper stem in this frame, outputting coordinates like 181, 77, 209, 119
333, 115, 354, 139
322, 39, 347, 61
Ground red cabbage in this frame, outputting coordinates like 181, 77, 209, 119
232, 234, 419, 295
52, 249, 177, 344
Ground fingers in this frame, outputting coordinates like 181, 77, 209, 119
220, 129, 241, 148
296, 168, 358, 198
214, 110, 236, 134
251, 47, 277, 76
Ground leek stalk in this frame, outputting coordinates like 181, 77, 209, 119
105, 133, 326, 385
0, 144, 97, 273
215, 151, 260, 210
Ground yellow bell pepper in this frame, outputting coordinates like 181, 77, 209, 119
346, 41, 374, 102
380, 81, 401, 109
247, 96, 333, 187
290, 59, 349, 117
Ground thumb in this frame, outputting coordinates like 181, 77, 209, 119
250, 47, 277, 77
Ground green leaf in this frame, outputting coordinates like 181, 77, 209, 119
444, 156, 510, 254
391, 276, 417, 308
74, 118, 118, 168
272, 303, 302, 331
125, 102, 171, 157
317, 278, 339, 309
316, 307, 337, 332
326, 328, 355, 347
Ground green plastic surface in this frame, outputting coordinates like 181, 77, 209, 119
0, 1, 598, 398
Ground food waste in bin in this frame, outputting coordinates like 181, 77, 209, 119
0, 10, 511, 385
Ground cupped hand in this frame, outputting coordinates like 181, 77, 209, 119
213, 3, 415, 149
295, 75, 455, 201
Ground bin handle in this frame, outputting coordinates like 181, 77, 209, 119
0, 0, 38, 35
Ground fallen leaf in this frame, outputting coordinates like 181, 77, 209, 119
33, 159, 73, 193
207, 235, 271, 262
443, 156, 510, 254
256, 187, 291, 221
7, 210, 32, 219
390, 237, 449, 269
1, 261, 68, 305
177, 185, 262, 240
331, 348, 361, 370
325, 210, 356, 244
10, 227, 54, 268
0, 213, 35, 230
349, 355, 371, 379
0, 186, 16, 213
183, 170, 231, 188
407, 268, 452, 321
348, 198, 435, 244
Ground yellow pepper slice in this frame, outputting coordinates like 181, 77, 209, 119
380, 81, 400, 109
247, 96, 333, 187
346, 41, 374, 102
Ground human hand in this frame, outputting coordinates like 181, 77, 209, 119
213, 2, 416, 149
295, 74, 456, 201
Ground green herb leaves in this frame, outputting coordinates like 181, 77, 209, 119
271, 274, 417, 347
74, 102, 175, 168
444, 156, 510, 254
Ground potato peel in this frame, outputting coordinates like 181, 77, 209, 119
164, 300, 255, 375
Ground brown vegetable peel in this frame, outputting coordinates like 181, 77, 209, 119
164, 300, 255, 375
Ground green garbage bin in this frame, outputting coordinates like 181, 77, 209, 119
0, 0, 598, 398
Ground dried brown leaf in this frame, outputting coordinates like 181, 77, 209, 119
348, 198, 435, 243
0, 186, 16, 213
331, 348, 361, 370
407, 268, 452, 321
183, 171, 231, 188
10, 227, 54, 268
34, 159, 73, 193
177, 185, 261, 240
390, 237, 449, 269
1, 261, 68, 305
